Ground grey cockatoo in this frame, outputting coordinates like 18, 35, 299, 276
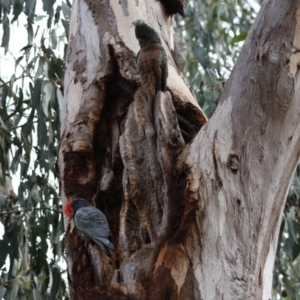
63, 198, 114, 256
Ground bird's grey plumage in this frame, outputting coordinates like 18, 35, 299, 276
72, 198, 114, 256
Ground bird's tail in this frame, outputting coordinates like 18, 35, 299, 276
93, 237, 115, 256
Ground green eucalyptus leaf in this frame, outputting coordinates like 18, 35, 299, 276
31, 186, 42, 202
20, 278, 31, 290
27, 23, 34, 47
0, 193, 7, 206
35, 15, 47, 22
0, 285, 7, 299
10, 74, 16, 87
276, 219, 285, 256
0, 155, 8, 185
50, 267, 61, 297
51, 29, 57, 49
15, 55, 24, 70
10, 148, 22, 174
0, 239, 8, 268
230, 31, 248, 44
32, 280, 43, 300
25, 0, 36, 24
37, 113, 47, 146
284, 234, 294, 257
61, 19, 69, 41
203, 70, 214, 88
43, 82, 53, 117
12, 0, 25, 23
27, 56, 39, 73
203, 90, 216, 104
20, 44, 33, 52
11, 258, 21, 277
11, 223, 20, 260
38, 275, 48, 283
192, 45, 211, 69
31, 79, 43, 109
34, 24, 41, 38
9, 281, 19, 300
54, 5, 61, 24
285, 208, 298, 242
56, 88, 63, 108
61, 1, 71, 20
35, 57, 45, 80
42, 0, 56, 28
1, 13, 10, 52
42, 0, 55, 15
292, 239, 300, 261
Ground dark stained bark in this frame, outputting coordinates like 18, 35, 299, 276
57, 0, 300, 299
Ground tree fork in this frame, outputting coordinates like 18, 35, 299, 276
58, 0, 300, 299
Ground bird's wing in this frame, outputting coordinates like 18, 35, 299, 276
74, 207, 111, 239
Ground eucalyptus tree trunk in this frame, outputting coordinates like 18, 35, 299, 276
57, 0, 300, 299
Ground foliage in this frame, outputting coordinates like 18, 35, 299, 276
0, 0, 299, 299
0, 0, 70, 298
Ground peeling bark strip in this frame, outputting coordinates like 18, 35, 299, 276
58, 0, 300, 299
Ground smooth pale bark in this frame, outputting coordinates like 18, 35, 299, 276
58, 0, 300, 299
181, 2, 300, 298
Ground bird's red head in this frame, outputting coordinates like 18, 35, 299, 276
63, 199, 73, 218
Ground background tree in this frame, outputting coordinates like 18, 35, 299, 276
0, 1, 69, 298
1, 0, 300, 299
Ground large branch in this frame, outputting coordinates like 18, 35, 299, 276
181, 1, 300, 298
